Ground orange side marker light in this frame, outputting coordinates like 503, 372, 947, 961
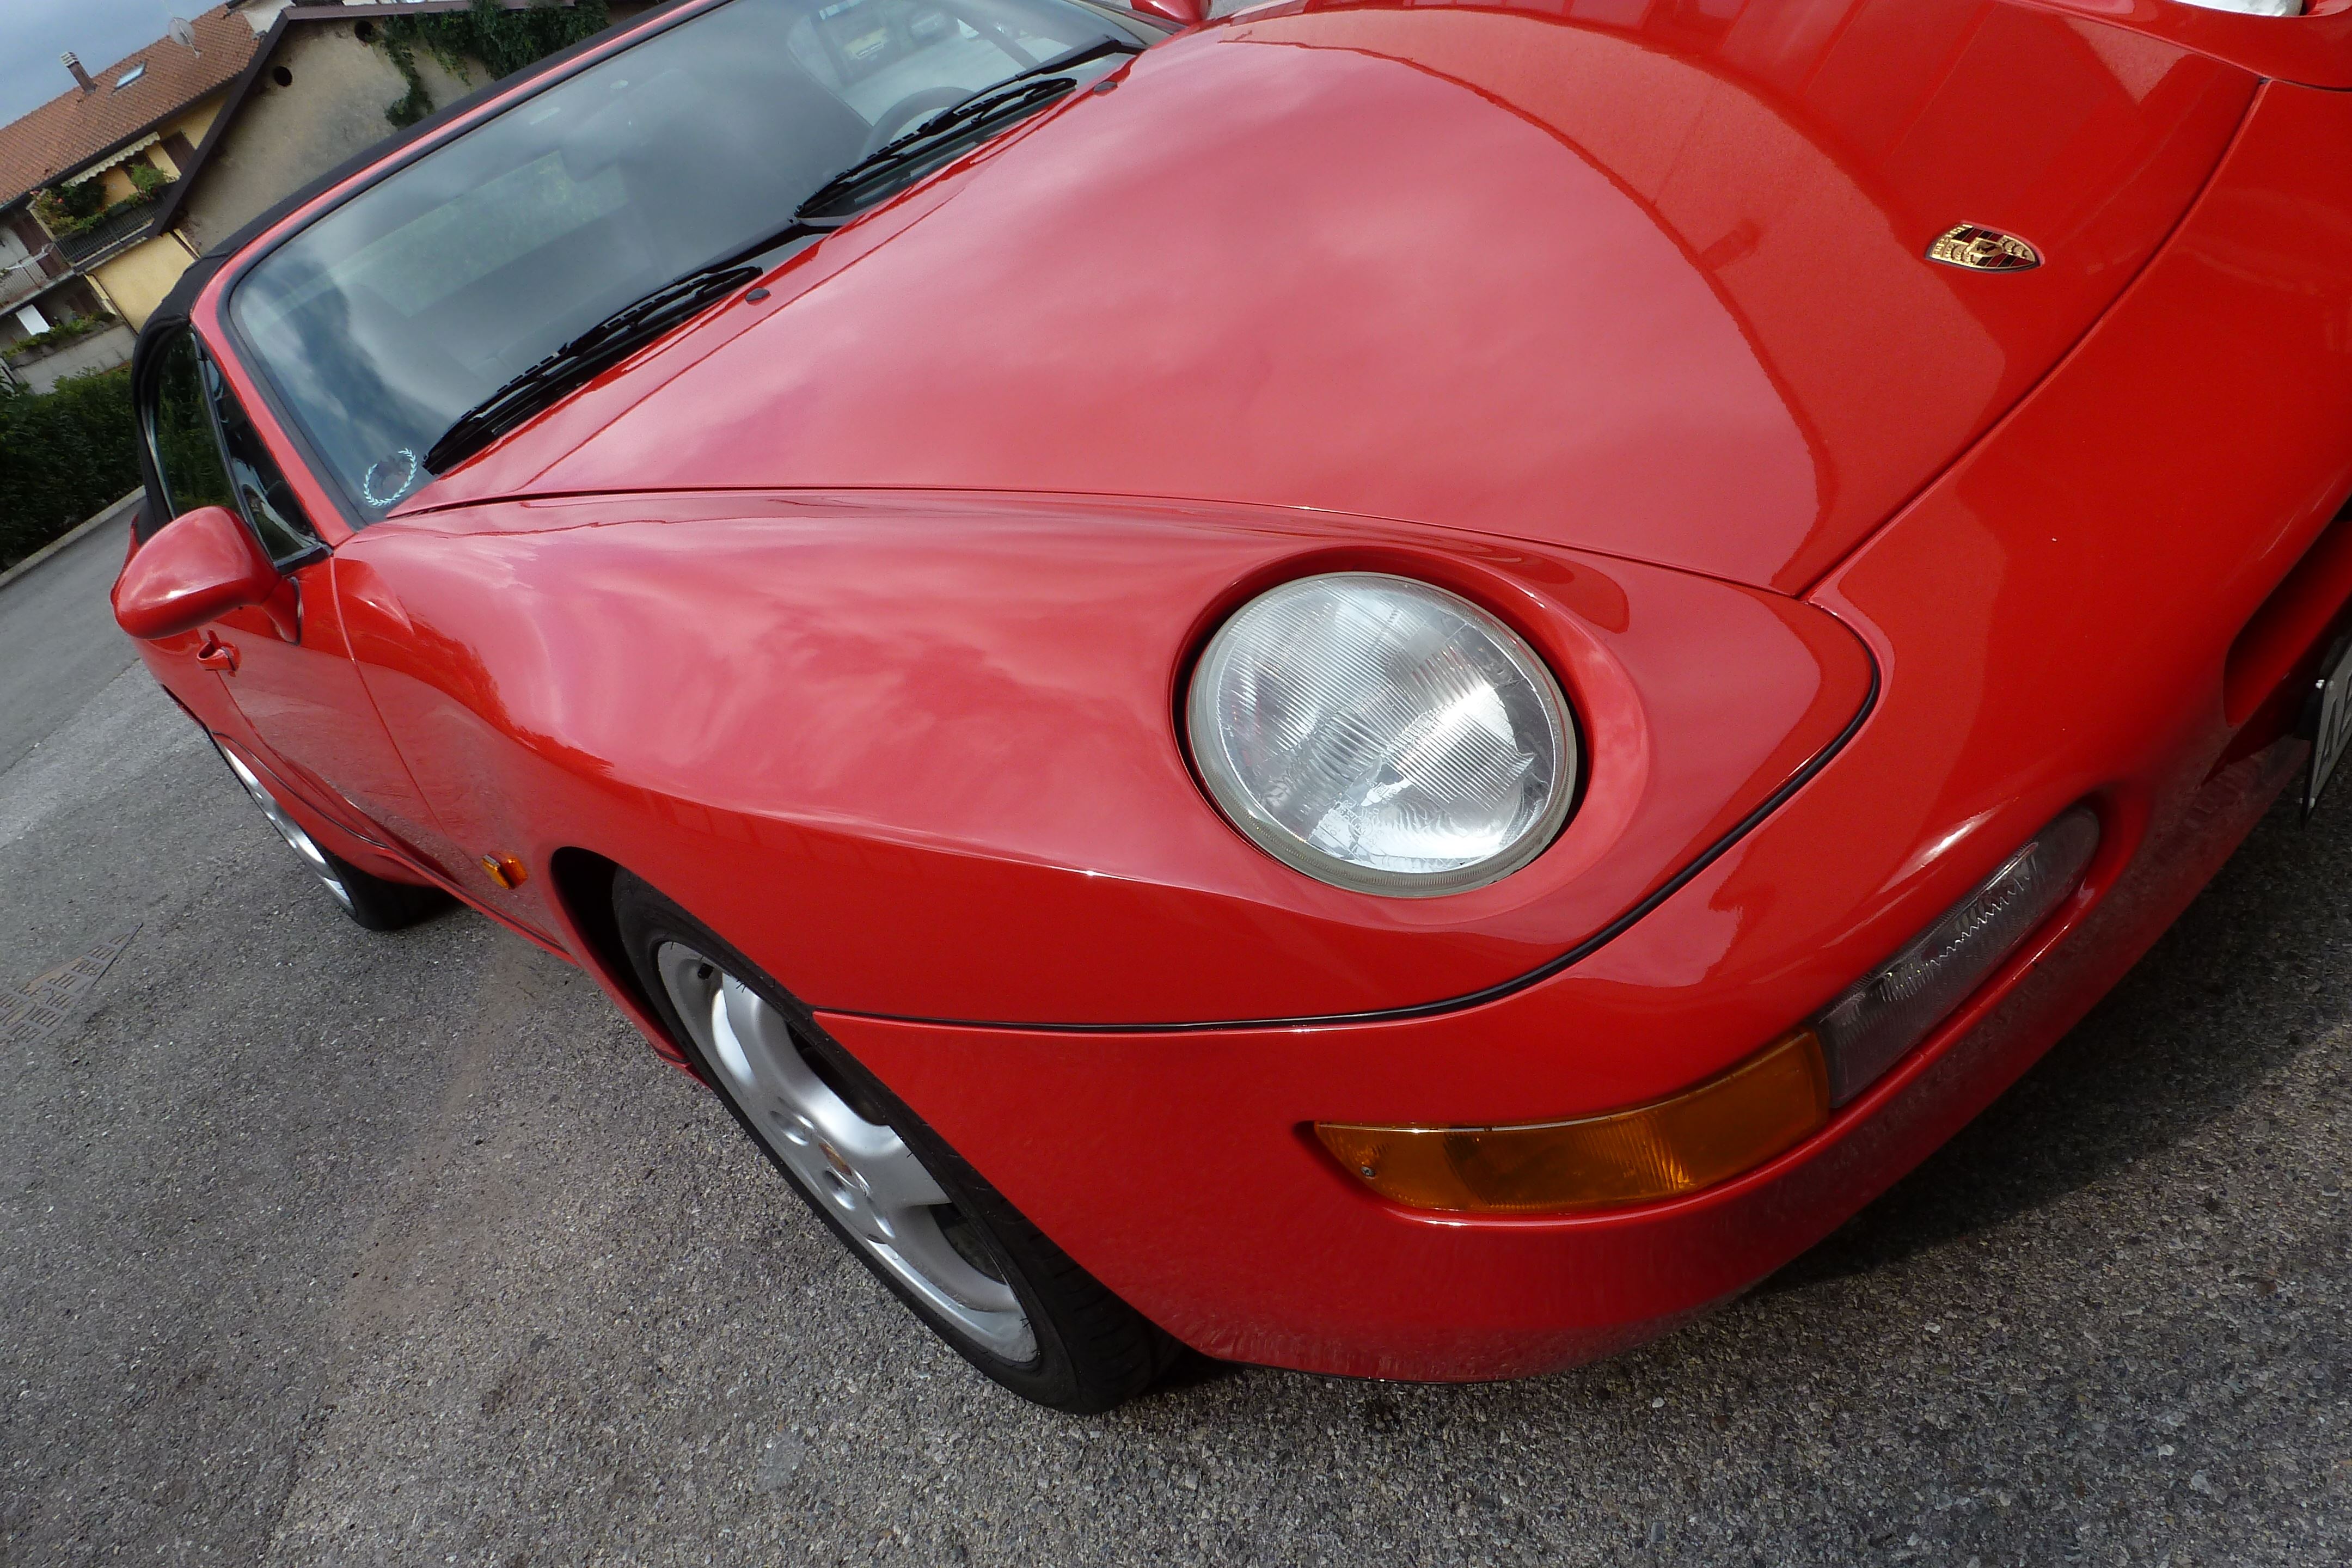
1315, 1030, 1830, 1216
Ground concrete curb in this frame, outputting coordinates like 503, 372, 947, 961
0, 491, 140, 597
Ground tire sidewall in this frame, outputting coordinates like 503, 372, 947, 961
317, 842, 444, 931
610, 872, 1128, 1410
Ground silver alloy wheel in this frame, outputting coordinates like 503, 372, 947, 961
220, 747, 355, 913
654, 941, 1038, 1363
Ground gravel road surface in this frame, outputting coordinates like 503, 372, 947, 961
2, 537, 2346, 1566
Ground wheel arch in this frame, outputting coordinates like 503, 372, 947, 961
544, 846, 694, 1069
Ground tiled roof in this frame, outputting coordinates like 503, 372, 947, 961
0, 5, 263, 209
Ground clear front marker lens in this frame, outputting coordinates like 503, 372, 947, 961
1815, 806, 2100, 1105
1186, 573, 1577, 896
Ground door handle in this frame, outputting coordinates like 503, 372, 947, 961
195, 632, 240, 673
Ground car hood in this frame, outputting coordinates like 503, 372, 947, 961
415, 0, 2255, 593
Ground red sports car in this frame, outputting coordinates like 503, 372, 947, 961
112, 0, 2352, 1410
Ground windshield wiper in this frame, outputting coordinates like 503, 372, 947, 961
794, 38, 1140, 223
997, 33, 1147, 86
794, 78, 1073, 222
422, 262, 759, 474
421, 35, 1146, 475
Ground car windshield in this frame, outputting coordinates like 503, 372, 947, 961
230, 0, 1144, 519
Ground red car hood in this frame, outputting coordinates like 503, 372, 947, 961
418, 0, 2253, 593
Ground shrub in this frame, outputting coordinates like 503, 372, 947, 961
0, 366, 140, 568
32, 177, 164, 238
34, 180, 107, 232
4, 312, 114, 360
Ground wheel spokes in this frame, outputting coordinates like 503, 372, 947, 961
884, 1211, 1021, 1312
716, 975, 806, 1100
221, 748, 352, 907
837, 1124, 949, 1212
652, 941, 1037, 1364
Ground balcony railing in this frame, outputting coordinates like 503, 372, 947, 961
54, 199, 158, 268
0, 248, 65, 314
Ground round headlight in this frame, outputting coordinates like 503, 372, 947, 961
1186, 573, 1577, 896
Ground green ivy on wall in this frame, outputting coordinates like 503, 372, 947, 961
376, 0, 615, 128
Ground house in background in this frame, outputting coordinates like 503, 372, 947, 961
0, 4, 268, 390
0, 1, 633, 393
153, 2, 651, 257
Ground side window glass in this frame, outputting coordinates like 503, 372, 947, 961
148, 330, 234, 520
204, 354, 322, 564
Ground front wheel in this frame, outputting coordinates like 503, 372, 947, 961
612, 871, 1176, 1412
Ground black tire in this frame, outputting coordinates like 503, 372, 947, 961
612, 870, 1178, 1412
213, 739, 445, 931
317, 841, 448, 932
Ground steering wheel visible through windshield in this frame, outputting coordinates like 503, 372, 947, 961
229, 0, 1154, 519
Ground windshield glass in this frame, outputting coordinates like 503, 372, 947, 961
231, 0, 1141, 519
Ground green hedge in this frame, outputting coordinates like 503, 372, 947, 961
0, 367, 140, 568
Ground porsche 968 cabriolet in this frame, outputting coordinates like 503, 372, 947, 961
111, 0, 2352, 1408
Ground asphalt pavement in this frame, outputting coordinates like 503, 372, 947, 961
0, 505, 138, 775
2, 533, 2347, 1565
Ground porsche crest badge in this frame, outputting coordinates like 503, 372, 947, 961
1927, 224, 2041, 273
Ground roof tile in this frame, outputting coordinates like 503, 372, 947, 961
0, 5, 263, 209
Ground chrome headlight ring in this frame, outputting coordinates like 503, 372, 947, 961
1186, 573, 1577, 897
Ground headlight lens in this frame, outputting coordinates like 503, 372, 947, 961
1186, 573, 1576, 896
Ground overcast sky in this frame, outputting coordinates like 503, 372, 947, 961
0, 0, 197, 127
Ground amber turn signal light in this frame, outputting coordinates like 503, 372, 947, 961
480, 853, 528, 890
1314, 1030, 1830, 1215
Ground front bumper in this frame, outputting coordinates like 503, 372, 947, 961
817, 79, 2352, 1381
824, 738, 2297, 1379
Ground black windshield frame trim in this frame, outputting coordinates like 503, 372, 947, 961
201, 339, 330, 571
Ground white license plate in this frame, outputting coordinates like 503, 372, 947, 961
2304, 633, 2352, 817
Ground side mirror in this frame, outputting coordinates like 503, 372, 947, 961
112, 504, 281, 641
1130, 0, 1204, 24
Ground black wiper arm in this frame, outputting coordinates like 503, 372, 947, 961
793, 40, 1136, 225
710, 43, 1147, 276
795, 77, 1075, 222
1002, 34, 1145, 85
422, 263, 758, 474
560, 263, 761, 360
